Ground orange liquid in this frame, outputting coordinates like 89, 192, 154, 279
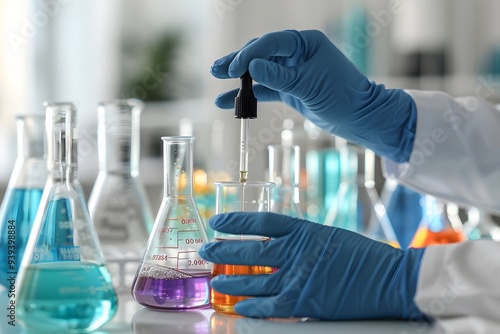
211, 263, 274, 314
211, 237, 273, 315
409, 227, 466, 248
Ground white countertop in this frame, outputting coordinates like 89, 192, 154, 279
1, 291, 438, 334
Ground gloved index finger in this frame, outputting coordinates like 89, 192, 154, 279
209, 212, 299, 238
228, 30, 301, 78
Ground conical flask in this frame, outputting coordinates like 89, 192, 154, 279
323, 142, 358, 231
16, 102, 118, 332
409, 195, 466, 248
131, 136, 211, 310
268, 144, 304, 218
463, 207, 500, 240
324, 144, 399, 247
0, 115, 46, 289
382, 180, 423, 249
88, 99, 154, 291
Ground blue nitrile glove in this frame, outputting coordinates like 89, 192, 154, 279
211, 30, 417, 163
199, 212, 428, 320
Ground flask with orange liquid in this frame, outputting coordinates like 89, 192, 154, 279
409, 195, 466, 248
211, 181, 275, 315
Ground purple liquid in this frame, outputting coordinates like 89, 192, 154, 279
131, 263, 210, 309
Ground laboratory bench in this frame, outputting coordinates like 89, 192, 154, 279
1, 290, 437, 334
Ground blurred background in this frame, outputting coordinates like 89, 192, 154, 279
1, 0, 500, 212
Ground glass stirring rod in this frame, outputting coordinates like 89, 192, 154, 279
234, 71, 257, 184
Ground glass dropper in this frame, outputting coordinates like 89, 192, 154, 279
234, 71, 257, 184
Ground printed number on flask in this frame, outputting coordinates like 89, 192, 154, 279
188, 259, 208, 266
185, 238, 203, 244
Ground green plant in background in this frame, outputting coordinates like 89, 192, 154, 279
121, 32, 181, 101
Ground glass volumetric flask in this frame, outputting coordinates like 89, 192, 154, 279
409, 195, 466, 248
0, 115, 45, 288
212, 181, 275, 315
88, 99, 154, 290
464, 207, 500, 240
268, 144, 304, 218
16, 102, 117, 332
132, 136, 211, 310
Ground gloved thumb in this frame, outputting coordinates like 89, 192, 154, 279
249, 59, 298, 95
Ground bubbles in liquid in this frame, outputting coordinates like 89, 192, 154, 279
137, 262, 192, 280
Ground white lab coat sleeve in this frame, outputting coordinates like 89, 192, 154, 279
383, 90, 500, 214
415, 241, 500, 322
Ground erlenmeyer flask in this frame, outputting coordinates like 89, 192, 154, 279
409, 195, 466, 248
268, 144, 304, 218
88, 99, 154, 291
16, 102, 117, 332
211, 181, 275, 315
0, 115, 45, 288
362, 149, 400, 247
463, 207, 500, 240
324, 144, 399, 247
323, 143, 358, 231
382, 181, 423, 249
131, 136, 211, 310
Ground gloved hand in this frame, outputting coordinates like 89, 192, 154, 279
211, 30, 416, 163
198, 212, 428, 320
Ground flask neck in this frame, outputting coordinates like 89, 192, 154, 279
268, 145, 300, 188
45, 102, 79, 182
16, 115, 45, 160
163, 137, 195, 197
97, 100, 143, 175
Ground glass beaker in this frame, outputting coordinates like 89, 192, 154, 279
131, 136, 211, 310
211, 181, 275, 315
88, 99, 154, 291
268, 144, 304, 218
409, 195, 466, 247
0, 115, 46, 288
16, 102, 118, 332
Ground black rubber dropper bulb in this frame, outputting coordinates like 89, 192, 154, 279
234, 71, 257, 119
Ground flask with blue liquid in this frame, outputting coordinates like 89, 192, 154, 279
0, 114, 46, 288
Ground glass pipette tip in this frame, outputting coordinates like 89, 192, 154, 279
239, 118, 249, 183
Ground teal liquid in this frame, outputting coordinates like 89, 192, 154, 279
17, 262, 118, 332
34, 197, 80, 263
0, 188, 43, 287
